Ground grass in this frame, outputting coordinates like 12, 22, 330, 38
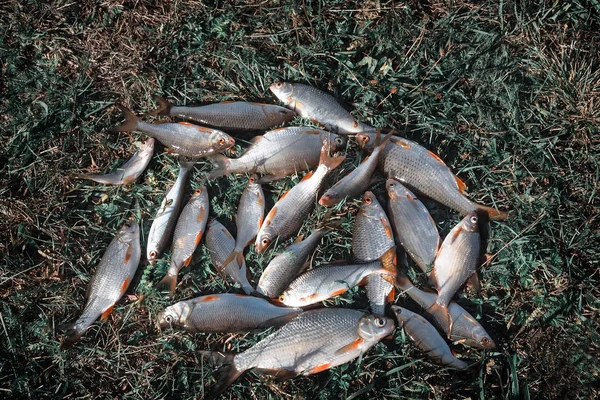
1, 0, 599, 399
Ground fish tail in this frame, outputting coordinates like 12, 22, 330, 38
475, 204, 510, 221
207, 154, 231, 179
318, 143, 345, 171
316, 210, 342, 231
221, 250, 243, 275
205, 359, 245, 400
146, 96, 172, 117
58, 323, 84, 350
395, 272, 415, 291
178, 157, 197, 172
112, 104, 141, 132
156, 274, 177, 297
427, 301, 454, 337
380, 129, 394, 147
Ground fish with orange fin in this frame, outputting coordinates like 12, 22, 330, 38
279, 261, 393, 307
157, 294, 301, 333
59, 222, 141, 349
355, 132, 509, 220
395, 273, 495, 349
319, 129, 393, 206
113, 104, 234, 158
147, 96, 296, 131
205, 308, 394, 399
391, 306, 468, 370
147, 160, 195, 264
386, 179, 440, 274
269, 82, 376, 134
352, 191, 397, 315
157, 186, 209, 295
221, 175, 265, 272
205, 219, 254, 295
76, 138, 155, 185
207, 126, 346, 181
254, 143, 345, 253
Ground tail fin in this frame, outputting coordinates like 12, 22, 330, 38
146, 96, 172, 117
156, 274, 177, 297
476, 204, 510, 221
207, 154, 231, 179
179, 157, 197, 171
221, 250, 244, 278
427, 301, 454, 338
112, 104, 141, 132
318, 143, 345, 171
59, 324, 84, 350
205, 357, 245, 400
395, 272, 415, 291
316, 211, 342, 232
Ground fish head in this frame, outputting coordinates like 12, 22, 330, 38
119, 222, 140, 243
190, 186, 208, 204
141, 137, 156, 152
254, 226, 276, 254
462, 212, 479, 233
211, 131, 236, 152
269, 82, 294, 104
323, 133, 347, 152
355, 132, 377, 151
389, 305, 410, 327
359, 191, 383, 216
385, 179, 405, 200
157, 302, 192, 330
464, 324, 496, 349
358, 314, 395, 342
318, 192, 337, 207
246, 174, 263, 193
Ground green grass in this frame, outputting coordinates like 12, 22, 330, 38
1, 1, 599, 399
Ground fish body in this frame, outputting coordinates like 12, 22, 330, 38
60, 222, 141, 349
208, 126, 346, 181
157, 186, 209, 295
391, 306, 468, 369
396, 274, 495, 349
114, 105, 234, 158
221, 175, 265, 269
320, 130, 391, 206
431, 213, 480, 308
254, 146, 344, 253
356, 132, 508, 220
205, 219, 254, 294
157, 294, 301, 333
147, 160, 195, 264
269, 82, 375, 134
150, 97, 296, 131
352, 192, 397, 315
280, 261, 391, 307
78, 138, 155, 185
209, 308, 394, 398
386, 179, 440, 273
256, 229, 326, 298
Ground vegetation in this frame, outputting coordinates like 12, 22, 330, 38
1, 1, 598, 399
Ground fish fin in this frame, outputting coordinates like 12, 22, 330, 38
476, 204, 510, 221
335, 338, 365, 355
258, 173, 288, 183
60, 325, 85, 350
318, 144, 345, 172
381, 217, 394, 239
465, 272, 481, 296
395, 272, 415, 291
388, 136, 411, 149
112, 104, 140, 132
293, 234, 305, 243
427, 302, 453, 337
454, 175, 467, 193
380, 129, 394, 147
387, 286, 396, 303
194, 231, 204, 246
261, 312, 301, 329
221, 250, 241, 272
119, 277, 131, 295
305, 362, 333, 375
179, 157, 196, 170
205, 359, 245, 400
300, 170, 314, 182
255, 368, 297, 381
100, 306, 114, 321
329, 288, 348, 298
156, 274, 177, 296
427, 149, 447, 166
207, 154, 230, 179
249, 135, 263, 145
183, 255, 193, 267
146, 96, 171, 117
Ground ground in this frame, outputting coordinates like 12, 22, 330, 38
1, 1, 599, 399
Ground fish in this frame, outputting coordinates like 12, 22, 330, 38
269, 82, 375, 134
391, 306, 468, 370
319, 130, 392, 206
355, 132, 509, 220
279, 261, 393, 307
221, 175, 265, 269
113, 104, 235, 158
205, 219, 254, 295
59, 222, 141, 349
208, 126, 346, 181
254, 145, 345, 253
147, 160, 195, 264
256, 227, 328, 298
77, 138, 155, 185
431, 213, 480, 310
148, 97, 297, 131
395, 273, 495, 349
156, 185, 209, 295
157, 293, 301, 333
207, 308, 394, 399
352, 191, 397, 315
386, 179, 440, 273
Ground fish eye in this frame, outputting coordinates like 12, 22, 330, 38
360, 135, 369, 143
363, 196, 372, 205
278, 295, 285, 302
164, 315, 173, 324
149, 250, 157, 259
481, 337, 489, 345
335, 137, 343, 145
275, 82, 283, 88
218, 138, 226, 145
194, 188, 202, 195
261, 238, 270, 246
249, 176, 255, 184
374, 317, 386, 327
388, 182, 395, 188
470, 215, 478, 224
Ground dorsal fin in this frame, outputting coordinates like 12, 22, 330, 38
454, 175, 467, 193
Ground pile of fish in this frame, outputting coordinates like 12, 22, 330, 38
61, 82, 508, 397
